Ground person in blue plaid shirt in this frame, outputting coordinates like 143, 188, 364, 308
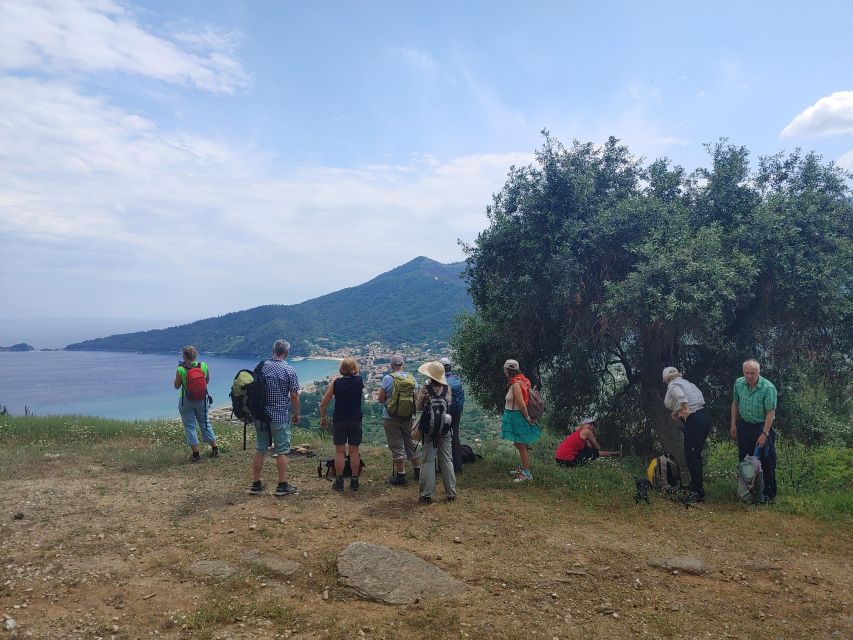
247, 340, 301, 497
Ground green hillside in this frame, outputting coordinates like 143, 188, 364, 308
65, 257, 472, 357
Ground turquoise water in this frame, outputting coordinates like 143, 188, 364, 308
0, 351, 339, 419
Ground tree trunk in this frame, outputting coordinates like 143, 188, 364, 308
639, 371, 687, 480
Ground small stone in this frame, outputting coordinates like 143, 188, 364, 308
112, 625, 119, 632
249, 524, 256, 531
322, 589, 329, 601
4, 619, 16, 631
453, 537, 461, 544
13, 512, 24, 521
227, 529, 235, 534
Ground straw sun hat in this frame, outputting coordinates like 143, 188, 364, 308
418, 361, 448, 385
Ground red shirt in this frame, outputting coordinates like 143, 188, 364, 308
555, 429, 585, 462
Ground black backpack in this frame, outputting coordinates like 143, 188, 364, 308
229, 361, 271, 449
420, 386, 450, 443
317, 456, 365, 479
460, 444, 482, 464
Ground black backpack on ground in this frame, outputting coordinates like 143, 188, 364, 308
317, 456, 365, 479
460, 444, 482, 464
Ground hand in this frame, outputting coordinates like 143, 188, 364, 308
729, 423, 737, 439
526, 415, 535, 424
320, 416, 328, 430
291, 414, 300, 425
756, 432, 768, 447
670, 411, 679, 421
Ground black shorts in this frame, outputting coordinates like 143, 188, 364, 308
333, 419, 363, 446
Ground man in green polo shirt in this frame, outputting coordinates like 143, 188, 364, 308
730, 359, 778, 501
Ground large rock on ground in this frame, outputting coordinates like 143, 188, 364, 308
337, 541, 469, 604
647, 555, 713, 575
190, 560, 237, 579
243, 550, 302, 577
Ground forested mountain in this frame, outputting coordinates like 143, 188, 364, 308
65, 257, 472, 357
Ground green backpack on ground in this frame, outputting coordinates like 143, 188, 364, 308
386, 372, 415, 418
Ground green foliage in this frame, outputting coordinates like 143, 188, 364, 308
65, 257, 473, 357
454, 133, 853, 454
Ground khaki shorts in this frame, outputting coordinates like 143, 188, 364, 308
383, 416, 418, 462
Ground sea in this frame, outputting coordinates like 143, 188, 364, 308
0, 351, 340, 420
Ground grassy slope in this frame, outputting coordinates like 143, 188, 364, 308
0, 415, 850, 639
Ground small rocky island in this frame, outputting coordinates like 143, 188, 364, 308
0, 343, 34, 352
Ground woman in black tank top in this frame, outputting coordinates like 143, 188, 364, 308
319, 357, 364, 492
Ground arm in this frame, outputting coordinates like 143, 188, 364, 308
377, 376, 388, 405
757, 409, 776, 447
667, 384, 688, 420
318, 380, 336, 429
415, 386, 428, 411
290, 391, 300, 425
582, 427, 602, 451
174, 368, 183, 389
730, 400, 739, 438
512, 383, 533, 423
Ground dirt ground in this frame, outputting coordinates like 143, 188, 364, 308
1, 440, 850, 640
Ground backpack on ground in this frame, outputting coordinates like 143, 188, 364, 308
647, 454, 682, 493
419, 386, 451, 443
317, 455, 365, 479
229, 361, 271, 450
184, 363, 208, 402
460, 444, 482, 464
446, 372, 465, 414
737, 447, 765, 504
386, 372, 416, 418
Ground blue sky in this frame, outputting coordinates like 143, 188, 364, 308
1, 0, 852, 346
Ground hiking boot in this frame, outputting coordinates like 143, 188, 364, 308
209, 447, 220, 458
333, 477, 344, 492
247, 481, 265, 495
389, 473, 407, 486
419, 496, 432, 505
512, 470, 533, 483
445, 495, 457, 503
274, 482, 298, 497
350, 476, 360, 492
189, 453, 201, 464
685, 491, 705, 503
413, 466, 421, 480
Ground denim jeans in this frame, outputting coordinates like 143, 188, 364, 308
178, 398, 216, 446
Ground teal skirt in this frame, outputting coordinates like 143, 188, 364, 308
501, 410, 541, 444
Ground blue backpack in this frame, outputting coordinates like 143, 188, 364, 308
446, 372, 465, 413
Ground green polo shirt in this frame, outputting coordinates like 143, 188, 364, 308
733, 376, 777, 423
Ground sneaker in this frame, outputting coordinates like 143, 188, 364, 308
247, 481, 265, 495
350, 476, 360, 492
389, 473, 407, 486
333, 477, 344, 492
685, 491, 706, 503
274, 482, 298, 497
413, 466, 421, 480
189, 453, 201, 464
512, 470, 533, 483
209, 447, 220, 459
508, 466, 522, 477
419, 496, 432, 505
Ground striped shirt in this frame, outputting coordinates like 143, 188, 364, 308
260, 358, 300, 423
733, 376, 777, 423
664, 377, 705, 413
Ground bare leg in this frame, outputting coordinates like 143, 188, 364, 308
252, 451, 265, 482
275, 454, 288, 483
350, 445, 361, 476
335, 444, 346, 476
515, 442, 530, 469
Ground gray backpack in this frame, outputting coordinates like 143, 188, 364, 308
737, 448, 765, 504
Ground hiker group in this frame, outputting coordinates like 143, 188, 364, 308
176, 341, 779, 505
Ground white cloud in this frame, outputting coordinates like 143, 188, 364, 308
837, 150, 853, 171
0, 77, 527, 318
400, 47, 439, 76
0, 0, 249, 93
780, 91, 853, 138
